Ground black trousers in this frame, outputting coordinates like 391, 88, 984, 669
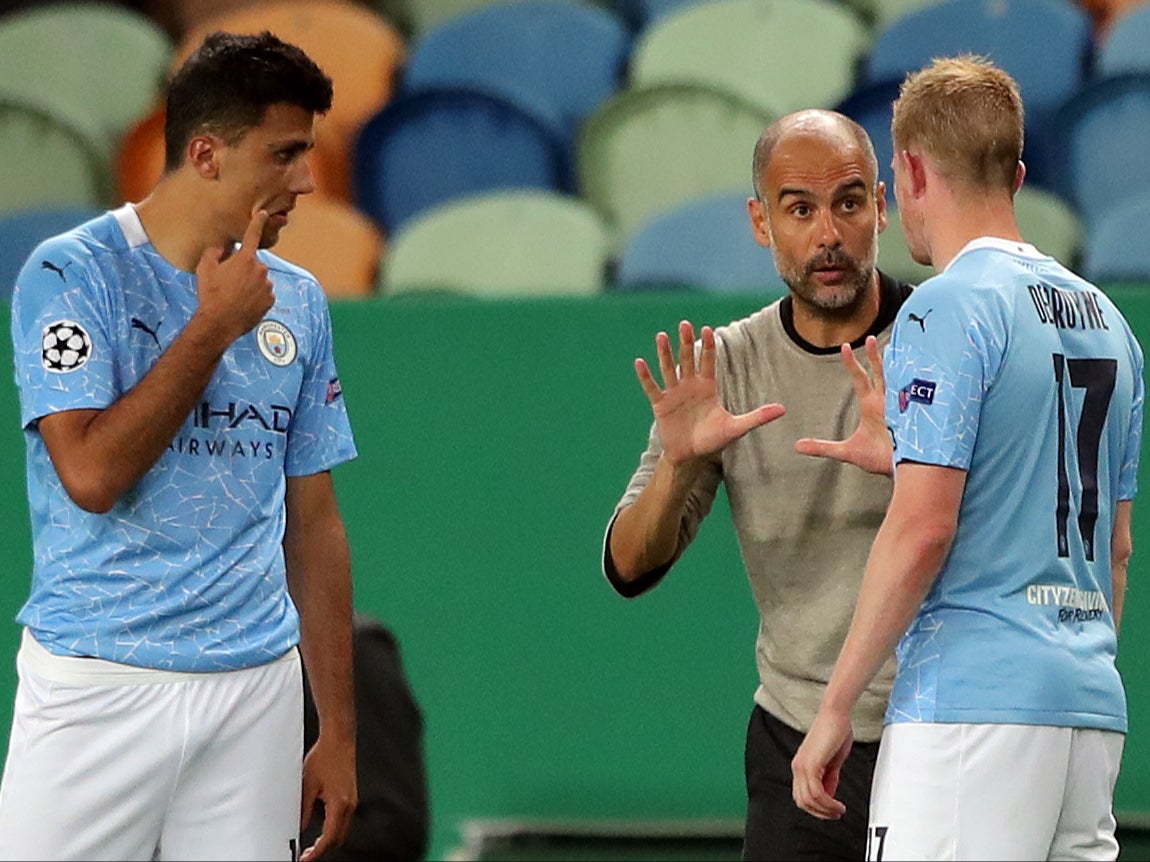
742, 705, 879, 861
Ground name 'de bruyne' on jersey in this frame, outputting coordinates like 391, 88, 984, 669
1028, 283, 1110, 331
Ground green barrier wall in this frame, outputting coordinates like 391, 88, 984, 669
1, 288, 1150, 859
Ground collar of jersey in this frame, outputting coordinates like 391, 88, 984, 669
944, 236, 1045, 273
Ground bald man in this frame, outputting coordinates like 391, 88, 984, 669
601, 110, 914, 861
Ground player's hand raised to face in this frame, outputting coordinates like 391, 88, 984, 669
194, 209, 276, 346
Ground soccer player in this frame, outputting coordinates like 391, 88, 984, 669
0, 32, 358, 861
603, 110, 914, 861
792, 56, 1143, 861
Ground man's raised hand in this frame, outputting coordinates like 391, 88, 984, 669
795, 335, 893, 475
194, 209, 275, 346
634, 320, 785, 466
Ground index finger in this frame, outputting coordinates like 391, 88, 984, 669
239, 209, 269, 255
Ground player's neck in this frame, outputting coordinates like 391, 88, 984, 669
134, 178, 228, 274
924, 184, 1023, 271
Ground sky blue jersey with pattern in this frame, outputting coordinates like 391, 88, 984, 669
9, 205, 358, 672
884, 238, 1143, 733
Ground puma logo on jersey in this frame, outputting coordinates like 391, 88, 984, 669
907, 309, 932, 331
131, 317, 162, 347
41, 259, 72, 282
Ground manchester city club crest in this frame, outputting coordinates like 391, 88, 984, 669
256, 319, 297, 367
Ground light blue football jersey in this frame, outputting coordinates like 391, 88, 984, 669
884, 238, 1143, 732
9, 205, 358, 672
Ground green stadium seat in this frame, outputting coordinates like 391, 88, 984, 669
380, 190, 612, 297
628, 0, 870, 118
0, 97, 113, 215
576, 82, 775, 241
0, 2, 171, 158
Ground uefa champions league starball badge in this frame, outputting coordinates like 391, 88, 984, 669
41, 320, 93, 373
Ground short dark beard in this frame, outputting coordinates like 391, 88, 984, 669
780, 248, 875, 320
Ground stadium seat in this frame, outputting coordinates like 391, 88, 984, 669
0, 98, 113, 215
1051, 73, 1150, 233
628, 0, 869, 118
354, 86, 570, 235
879, 185, 1082, 285
1014, 184, 1083, 269
1081, 196, 1150, 285
613, 191, 786, 293
380, 190, 612, 297
844, 0, 946, 27
834, 77, 903, 194
862, 0, 1093, 191
174, 0, 407, 201
371, 0, 583, 38
0, 2, 172, 158
115, 102, 167, 205
576, 82, 775, 241
612, 0, 719, 30
400, 0, 630, 154
0, 205, 104, 302
1096, 4, 1150, 78
274, 195, 385, 299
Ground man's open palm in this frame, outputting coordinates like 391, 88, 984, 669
634, 320, 785, 465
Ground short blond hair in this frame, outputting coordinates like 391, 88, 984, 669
891, 55, 1024, 192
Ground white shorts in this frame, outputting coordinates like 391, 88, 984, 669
868, 722, 1124, 861
0, 629, 303, 861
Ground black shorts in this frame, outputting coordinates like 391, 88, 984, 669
743, 705, 879, 862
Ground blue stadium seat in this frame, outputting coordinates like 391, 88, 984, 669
1081, 196, 1150, 285
1051, 74, 1150, 234
401, 0, 631, 154
834, 78, 902, 193
862, 0, 1092, 191
0, 205, 104, 302
613, 191, 786, 293
353, 86, 570, 234
1096, 4, 1150, 78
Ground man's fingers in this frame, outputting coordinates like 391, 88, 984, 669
733, 403, 785, 437
793, 770, 846, 821
196, 245, 226, 272
239, 208, 269, 255
655, 331, 677, 388
795, 437, 847, 463
634, 358, 663, 403
865, 335, 885, 390
677, 320, 697, 378
698, 325, 717, 379
839, 342, 874, 398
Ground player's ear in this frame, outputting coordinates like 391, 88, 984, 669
875, 181, 889, 234
188, 134, 222, 179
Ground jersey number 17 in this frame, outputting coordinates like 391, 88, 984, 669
1053, 353, 1116, 562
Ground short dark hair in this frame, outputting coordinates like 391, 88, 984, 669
163, 30, 334, 171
